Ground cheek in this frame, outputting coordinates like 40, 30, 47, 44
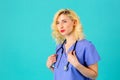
67, 22, 74, 28
69, 26, 74, 33
56, 26, 60, 31
67, 25, 74, 31
65, 23, 73, 29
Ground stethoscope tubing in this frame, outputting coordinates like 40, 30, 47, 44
54, 40, 78, 71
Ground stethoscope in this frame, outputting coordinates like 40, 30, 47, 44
52, 39, 78, 71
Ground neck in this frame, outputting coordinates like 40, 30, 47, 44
65, 33, 77, 44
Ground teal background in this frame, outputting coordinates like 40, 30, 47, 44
0, 0, 120, 80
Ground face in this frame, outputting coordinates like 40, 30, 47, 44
56, 14, 75, 36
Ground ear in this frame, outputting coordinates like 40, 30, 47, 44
73, 20, 77, 26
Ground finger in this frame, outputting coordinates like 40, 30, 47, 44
73, 51, 76, 56
49, 55, 57, 59
70, 51, 73, 55
71, 51, 74, 55
51, 54, 57, 57
68, 51, 73, 55
52, 57, 57, 61
51, 60, 56, 64
53, 59, 56, 63
52, 56, 57, 60
49, 57, 56, 61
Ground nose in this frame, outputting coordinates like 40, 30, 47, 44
59, 23, 64, 29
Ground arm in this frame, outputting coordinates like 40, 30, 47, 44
75, 62, 98, 79
68, 51, 98, 79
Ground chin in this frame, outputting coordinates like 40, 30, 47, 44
60, 32, 69, 36
60, 33, 65, 36
61, 33, 69, 36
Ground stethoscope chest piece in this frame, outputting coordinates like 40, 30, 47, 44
64, 65, 68, 71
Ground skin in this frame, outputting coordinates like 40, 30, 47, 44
46, 14, 98, 79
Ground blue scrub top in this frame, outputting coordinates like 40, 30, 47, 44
54, 39, 100, 80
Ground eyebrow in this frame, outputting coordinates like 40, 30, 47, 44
57, 19, 68, 22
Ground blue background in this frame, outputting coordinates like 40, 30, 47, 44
0, 0, 120, 80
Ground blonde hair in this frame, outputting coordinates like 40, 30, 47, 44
51, 9, 85, 44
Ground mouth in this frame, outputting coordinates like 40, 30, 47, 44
60, 30, 65, 33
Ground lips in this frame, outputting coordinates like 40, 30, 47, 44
60, 30, 65, 33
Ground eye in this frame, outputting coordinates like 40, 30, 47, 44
62, 20, 67, 23
56, 21, 59, 25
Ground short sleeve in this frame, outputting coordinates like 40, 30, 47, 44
85, 42, 100, 66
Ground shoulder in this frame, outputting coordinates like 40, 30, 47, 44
55, 44, 63, 54
77, 39, 94, 47
55, 44, 62, 50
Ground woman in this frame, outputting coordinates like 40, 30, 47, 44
46, 9, 100, 80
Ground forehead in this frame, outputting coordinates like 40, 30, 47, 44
57, 14, 71, 21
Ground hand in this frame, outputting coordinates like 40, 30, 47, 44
67, 51, 79, 67
46, 54, 57, 68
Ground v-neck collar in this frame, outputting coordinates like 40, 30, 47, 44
63, 42, 76, 54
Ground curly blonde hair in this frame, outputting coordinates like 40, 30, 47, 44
51, 9, 85, 44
